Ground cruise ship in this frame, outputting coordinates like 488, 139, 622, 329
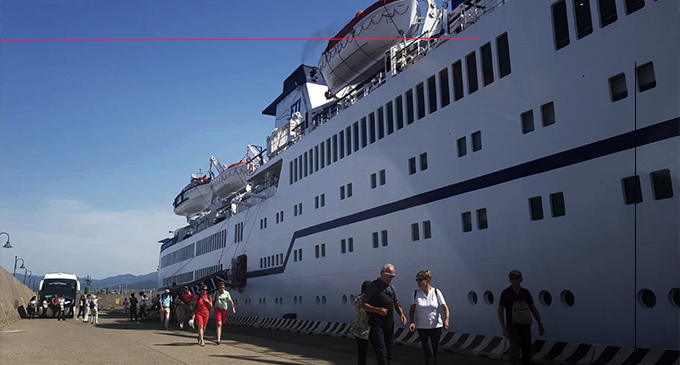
158, 0, 680, 351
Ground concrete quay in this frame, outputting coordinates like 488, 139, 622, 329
0, 310, 503, 365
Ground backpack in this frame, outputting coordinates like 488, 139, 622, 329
511, 300, 533, 325
89, 300, 96, 309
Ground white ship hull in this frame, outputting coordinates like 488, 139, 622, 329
159, 0, 680, 351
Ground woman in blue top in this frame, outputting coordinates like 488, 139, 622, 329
160, 289, 173, 330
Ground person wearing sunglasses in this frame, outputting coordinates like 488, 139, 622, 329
498, 270, 545, 365
408, 270, 449, 365
191, 285, 213, 347
361, 263, 407, 365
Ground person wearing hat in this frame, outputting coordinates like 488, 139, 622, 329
177, 286, 194, 330
191, 285, 213, 346
160, 289, 173, 330
498, 270, 545, 365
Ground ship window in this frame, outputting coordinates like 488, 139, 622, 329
341, 239, 346, 254
309, 148, 314, 174
293, 158, 298, 182
468, 291, 478, 305
597, 0, 618, 27
636, 62, 656, 92
574, 0, 593, 39
353, 122, 360, 152
326, 138, 332, 165
539, 290, 553, 306
638, 289, 656, 308
321, 243, 326, 257
651, 169, 673, 200
386, 101, 395, 134
369, 112, 376, 143
420, 153, 428, 171
452, 60, 464, 100
348, 237, 354, 252
484, 291, 495, 305
321, 194, 325, 207
332, 134, 338, 162
622, 175, 643, 204
396, 95, 405, 129
466, 52, 478, 94
345, 127, 352, 156
291, 99, 301, 114
294, 250, 297, 262
298, 156, 303, 181
529, 196, 544, 220
379, 169, 386, 186
347, 183, 352, 197
521, 110, 535, 134
276, 255, 279, 266
314, 146, 319, 172
609, 73, 628, 102
423, 221, 432, 239
439, 68, 450, 107
339, 130, 345, 159
541, 102, 556, 126
315, 245, 319, 258
409, 157, 417, 175
361, 117, 368, 147
378, 107, 385, 139
670, 288, 680, 308
466, 212, 482, 233
427, 77, 438, 114
264, 218, 267, 228
477, 208, 488, 229
406, 89, 415, 124
260, 258, 263, 268
294, 204, 298, 216
299, 203, 302, 215
315, 196, 319, 209
280, 211, 284, 222
289, 161, 293, 185
340, 185, 345, 200
457, 137, 467, 157
372, 232, 379, 248
260, 219, 263, 229
624, 0, 644, 15
552, 0, 570, 50
561, 290, 575, 307
472, 131, 482, 151
411, 223, 420, 241
298, 248, 302, 261
480, 43, 494, 86
371, 173, 377, 189
496, 33, 511, 78
276, 212, 280, 223
550, 192, 566, 217
304, 152, 308, 177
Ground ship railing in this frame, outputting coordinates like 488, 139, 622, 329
448, 0, 507, 34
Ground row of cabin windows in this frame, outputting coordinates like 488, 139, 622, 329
293, 248, 303, 262
276, 210, 284, 223
457, 131, 482, 157
315, 244, 326, 258
371, 170, 386, 189
260, 253, 284, 269
521, 102, 556, 134
340, 238, 354, 253
530, 193, 566, 221
259, 218, 267, 230
340, 183, 353, 200
622, 169, 674, 204
160, 243, 195, 268
409, 154, 428, 175
194, 264, 222, 281
293, 203, 303, 216
462, 209, 488, 232
195, 230, 227, 256
162, 271, 193, 287
553, 0, 646, 50
234, 222, 244, 243
288, 32, 512, 185
315, 194, 326, 209
609, 62, 657, 102
411, 221, 433, 241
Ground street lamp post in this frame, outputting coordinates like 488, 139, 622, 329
0, 232, 10, 249
13, 256, 25, 278
24, 269, 32, 284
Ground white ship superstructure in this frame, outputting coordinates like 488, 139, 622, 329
158, 0, 680, 350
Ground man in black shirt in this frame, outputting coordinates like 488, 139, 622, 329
362, 263, 407, 365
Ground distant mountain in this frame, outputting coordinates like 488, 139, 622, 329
15, 272, 158, 290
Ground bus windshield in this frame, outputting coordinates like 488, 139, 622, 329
40, 279, 77, 299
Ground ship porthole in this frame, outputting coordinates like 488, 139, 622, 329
669, 288, 680, 308
539, 290, 552, 307
322, 296, 327, 304
299, 296, 303, 304
637, 289, 656, 308
350, 294, 355, 302
279, 297, 283, 305
483, 291, 494, 305
316, 296, 320, 305
259, 298, 262, 305
560, 290, 575, 307
294, 296, 298, 304
263, 298, 266, 305
275, 298, 279, 305
342, 295, 348, 304
467, 291, 478, 305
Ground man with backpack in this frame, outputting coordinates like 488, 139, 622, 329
498, 270, 545, 365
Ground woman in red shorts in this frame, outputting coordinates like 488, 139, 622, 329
212, 281, 236, 345
191, 285, 213, 346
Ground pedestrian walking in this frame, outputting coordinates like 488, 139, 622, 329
89, 295, 100, 324
212, 282, 235, 345
191, 285, 212, 347
160, 289, 173, 330
83, 295, 91, 322
41, 299, 48, 318
408, 270, 449, 365
177, 286, 194, 330
129, 293, 139, 324
28, 296, 37, 319
51, 295, 61, 320
362, 263, 407, 365
498, 270, 545, 365
349, 281, 372, 365
139, 291, 147, 319
123, 298, 129, 315
76, 295, 87, 320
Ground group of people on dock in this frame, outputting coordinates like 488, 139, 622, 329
350, 263, 544, 365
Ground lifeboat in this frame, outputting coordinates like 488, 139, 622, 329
210, 161, 255, 199
318, 0, 421, 95
173, 174, 213, 217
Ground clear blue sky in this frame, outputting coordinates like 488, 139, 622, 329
0, 0, 407, 279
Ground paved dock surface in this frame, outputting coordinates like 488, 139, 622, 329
1, 311, 504, 364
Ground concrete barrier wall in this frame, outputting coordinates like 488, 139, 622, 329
0, 266, 37, 328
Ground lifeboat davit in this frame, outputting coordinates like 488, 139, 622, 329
318, 0, 421, 95
173, 174, 213, 217
210, 161, 255, 199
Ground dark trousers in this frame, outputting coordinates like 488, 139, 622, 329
369, 323, 394, 365
55, 306, 63, 320
508, 326, 532, 365
418, 327, 443, 365
77, 306, 86, 319
130, 305, 138, 321
356, 337, 369, 365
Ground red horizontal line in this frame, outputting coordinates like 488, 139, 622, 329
0, 37, 477, 42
